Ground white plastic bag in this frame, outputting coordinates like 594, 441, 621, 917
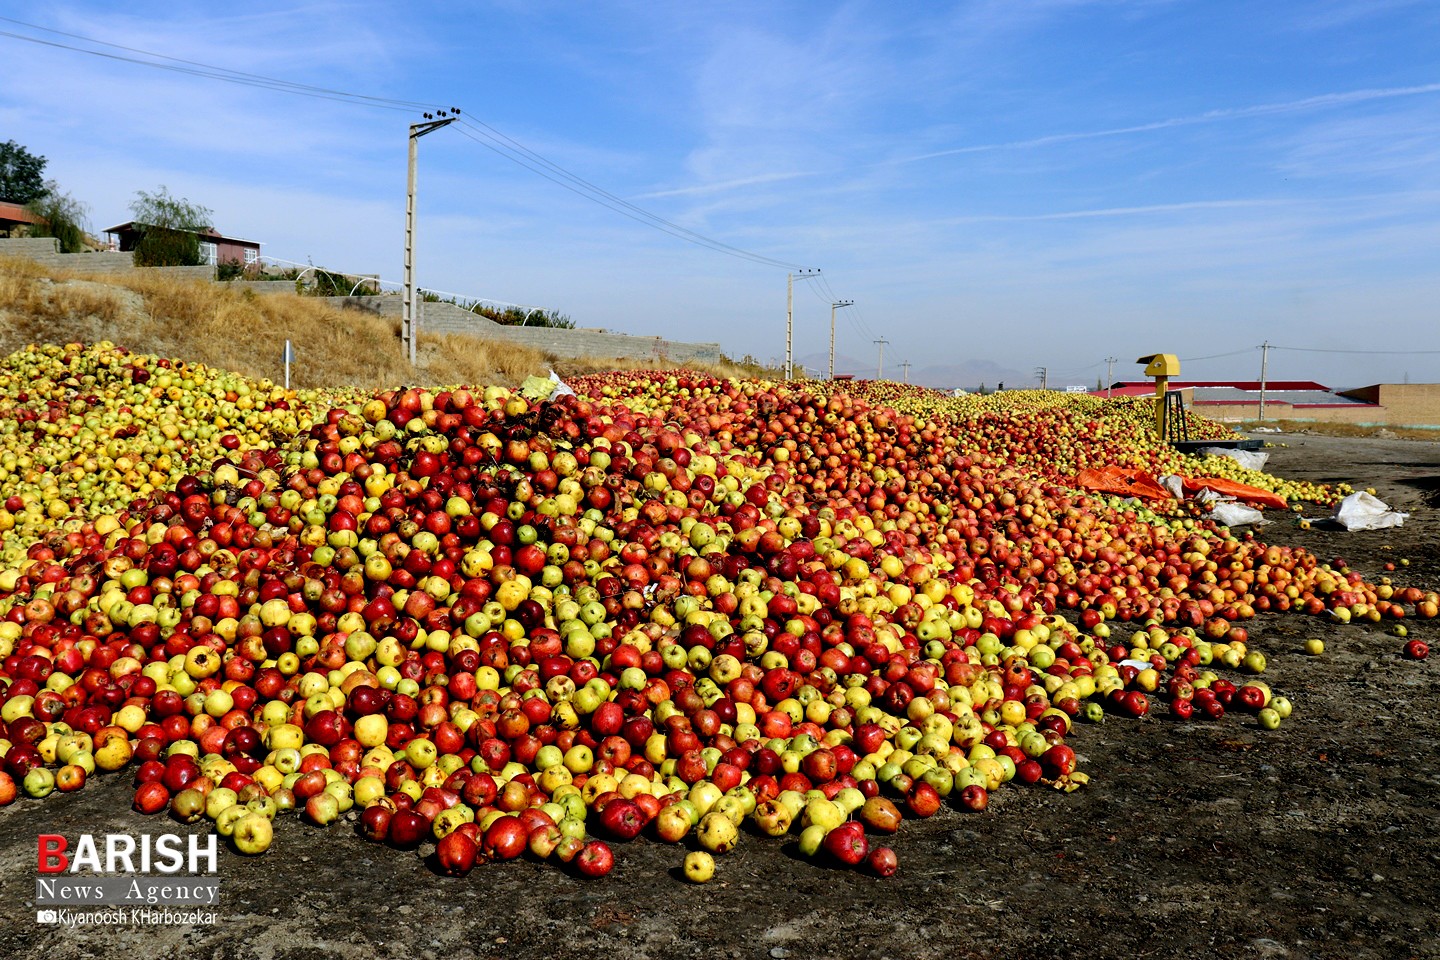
1199, 447, 1269, 471
1158, 475, 1186, 499
548, 370, 576, 398
1333, 492, 1408, 531
1209, 502, 1268, 527
1192, 487, 1226, 506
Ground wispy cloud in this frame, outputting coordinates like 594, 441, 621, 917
933, 197, 1299, 224
1276, 106, 1440, 180
892, 82, 1440, 165
633, 171, 816, 200
1292, 0, 1432, 31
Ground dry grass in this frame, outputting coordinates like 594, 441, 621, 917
0, 257, 774, 391
424, 332, 551, 387
556, 353, 777, 381
120, 270, 432, 389
0, 264, 137, 342
1239, 419, 1440, 442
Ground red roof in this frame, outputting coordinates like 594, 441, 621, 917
1106, 380, 1330, 391
103, 221, 260, 247
0, 200, 43, 225
1088, 384, 1165, 398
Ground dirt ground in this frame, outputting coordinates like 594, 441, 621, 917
1, 431, 1437, 960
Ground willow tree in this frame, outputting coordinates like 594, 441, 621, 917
129, 187, 214, 266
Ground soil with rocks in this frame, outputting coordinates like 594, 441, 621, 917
1, 432, 1437, 960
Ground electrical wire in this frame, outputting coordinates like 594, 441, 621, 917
0, 24, 429, 112
1271, 345, 1440, 355
1178, 347, 1258, 362
847, 310, 878, 344
807, 281, 874, 343
453, 120, 805, 270
1050, 359, 1104, 380
0, 16, 811, 273
809, 274, 878, 342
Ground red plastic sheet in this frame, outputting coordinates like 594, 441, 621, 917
1182, 476, 1287, 510
1073, 467, 1172, 501
1073, 467, 1287, 509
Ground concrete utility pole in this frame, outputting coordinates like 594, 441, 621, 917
829, 300, 853, 379
900, 360, 911, 383
1105, 356, 1118, 398
785, 269, 821, 380
404, 111, 459, 365
1258, 340, 1271, 422
874, 338, 889, 379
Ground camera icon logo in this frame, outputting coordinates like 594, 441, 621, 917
37, 910, 58, 924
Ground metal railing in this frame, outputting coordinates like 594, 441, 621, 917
250, 254, 552, 322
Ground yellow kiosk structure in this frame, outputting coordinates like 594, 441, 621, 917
1133, 352, 1262, 453
1136, 353, 1180, 437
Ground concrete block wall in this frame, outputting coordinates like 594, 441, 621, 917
493, 326, 724, 364
1346, 384, 1440, 428
1198, 395, 1440, 429
0, 240, 725, 365
0, 237, 215, 281
323, 296, 724, 365
410, 300, 509, 336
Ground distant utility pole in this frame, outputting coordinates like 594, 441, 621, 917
786, 269, 821, 380
874, 338, 889, 379
829, 299, 853, 379
404, 110, 459, 365
1105, 357, 1118, 398
1258, 341, 1271, 422
900, 360, 911, 383
1034, 366, 1048, 390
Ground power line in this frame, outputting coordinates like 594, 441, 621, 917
1049, 359, 1104, 380
0, 17, 809, 273
453, 119, 804, 270
1178, 347, 1257, 362
813, 273, 841, 305
449, 124, 801, 270
844, 309, 876, 344
0, 21, 431, 112
820, 276, 874, 337
1271, 344, 1440, 355
813, 274, 881, 346
805, 277, 879, 355
819, 282, 878, 342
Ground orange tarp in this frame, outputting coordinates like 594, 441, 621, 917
1073, 466, 1287, 510
1182, 476, 1287, 510
1074, 467, 1172, 501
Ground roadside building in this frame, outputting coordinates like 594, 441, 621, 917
103, 221, 261, 270
1096, 379, 1440, 430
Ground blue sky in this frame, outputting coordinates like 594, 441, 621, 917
3, 1, 1439, 389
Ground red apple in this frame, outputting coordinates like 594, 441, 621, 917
435, 830, 479, 876
575, 840, 615, 878
866, 846, 898, 877
957, 784, 989, 812
598, 797, 646, 841
822, 821, 869, 866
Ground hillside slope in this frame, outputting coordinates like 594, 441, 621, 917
0, 256, 766, 389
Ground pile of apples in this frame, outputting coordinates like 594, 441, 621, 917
0, 366, 1428, 881
0, 342, 342, 564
